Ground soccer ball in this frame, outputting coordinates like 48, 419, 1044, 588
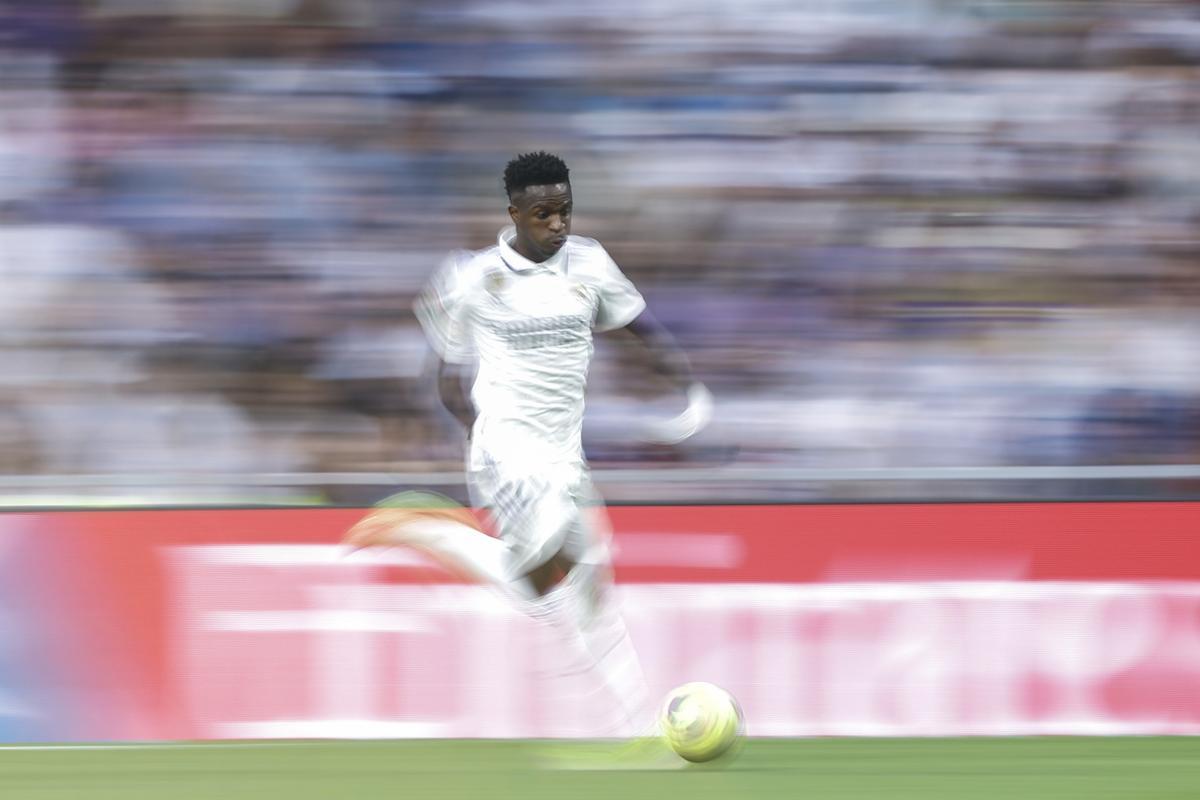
659, 682, 744, 763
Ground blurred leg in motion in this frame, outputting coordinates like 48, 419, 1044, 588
526, 555, 654, 738
345, 498, 527, 596
345, 488, 655, 739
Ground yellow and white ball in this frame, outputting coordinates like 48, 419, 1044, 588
659, 682, 744, 763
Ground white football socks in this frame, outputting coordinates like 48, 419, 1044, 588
397, 518, 536, 600
530, 565, 655, 738
383, 515, 653, 737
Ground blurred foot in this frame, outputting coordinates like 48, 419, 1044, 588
343, 491, 481, 553
536, 737, 683, 771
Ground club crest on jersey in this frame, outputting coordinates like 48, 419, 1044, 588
571, 282, 597, 304
485, 270, 508, 297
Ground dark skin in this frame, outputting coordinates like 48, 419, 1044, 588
438, 181, 695, 596
507, 182, 573, 263
504, 181, 691, 381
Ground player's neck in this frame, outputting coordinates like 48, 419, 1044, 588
512, 237, 549, 263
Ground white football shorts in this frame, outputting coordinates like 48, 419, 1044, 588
468, 454, 611, 580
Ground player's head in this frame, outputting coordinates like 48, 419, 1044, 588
504, 151, 572, 262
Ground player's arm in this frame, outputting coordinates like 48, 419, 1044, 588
435, 357, 476, 434
623, 309, 694, 386
413, 251, 478, 435
589, 244, 711, 443
618, 309, 714, 444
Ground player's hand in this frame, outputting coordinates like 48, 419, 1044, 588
641, 382, 714, 445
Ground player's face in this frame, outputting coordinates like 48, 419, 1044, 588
508, 183, 572, 262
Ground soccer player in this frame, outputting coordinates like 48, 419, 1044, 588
345, 152, 712, 740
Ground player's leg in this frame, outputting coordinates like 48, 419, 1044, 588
341, 471, 575, 601
525, 550, 575, 596
523, 486, 656, 738
346, 479, 657, 741
344, 491, 533, 599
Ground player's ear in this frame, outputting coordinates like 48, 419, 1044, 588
507, 204, 520, 225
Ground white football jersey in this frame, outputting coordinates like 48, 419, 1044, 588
415, 226, 646, 468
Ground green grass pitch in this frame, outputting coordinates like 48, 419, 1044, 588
3, 738, 1199, 799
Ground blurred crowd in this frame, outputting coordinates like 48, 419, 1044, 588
1, 0, 1199, 501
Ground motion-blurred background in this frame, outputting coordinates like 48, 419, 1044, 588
5, 5, 1200, 781
2, 0, 1198, 504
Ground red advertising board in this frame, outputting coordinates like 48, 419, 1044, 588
2, 503, 1198, 740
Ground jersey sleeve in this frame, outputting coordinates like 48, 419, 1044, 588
592, 249, 646, 332
414, 250, 477, 364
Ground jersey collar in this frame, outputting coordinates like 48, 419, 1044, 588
498, 226, 568, 275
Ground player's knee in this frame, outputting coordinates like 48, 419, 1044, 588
525, 549, 576, 596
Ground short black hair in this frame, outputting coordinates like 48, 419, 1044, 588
504, 151, 570, 198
